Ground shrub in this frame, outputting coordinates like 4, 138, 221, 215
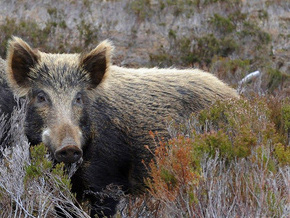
0, 99, 89, 217
182, 34, 238, 66
210, 14, 236, 34
121, 97, 289, 217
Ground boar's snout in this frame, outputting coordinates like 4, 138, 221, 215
55, 137, 83, 163
55, 145, 82, 163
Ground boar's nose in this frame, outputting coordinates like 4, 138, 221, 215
55, 137, 83, 163
55, 145, 83, 163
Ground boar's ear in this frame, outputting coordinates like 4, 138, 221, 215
6, 36, 40, 95
79, 40, 113, 89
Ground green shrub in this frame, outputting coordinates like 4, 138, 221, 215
0, 143, 88, 217
210, 14, 236, 34
266, 68, 290, 92
181, 34, 238, 65
240, 21, 271, 46
25, 144, 71, 191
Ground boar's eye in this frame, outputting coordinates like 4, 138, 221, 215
74, 93, 83, 106
36, 91, 48, 104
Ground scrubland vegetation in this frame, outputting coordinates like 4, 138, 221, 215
0, 100, 90, 217
118, 97, 289, 217
0, 0, 289, 217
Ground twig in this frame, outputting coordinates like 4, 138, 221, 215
237, 71, 261, 93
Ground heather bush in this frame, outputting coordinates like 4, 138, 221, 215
0, 99, 89, 217
120, 97, 289, 217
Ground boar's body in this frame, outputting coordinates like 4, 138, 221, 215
6, 37, 238, 217
72, 66, 237, 216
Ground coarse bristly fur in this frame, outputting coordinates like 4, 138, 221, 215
5, 36, 238, 217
